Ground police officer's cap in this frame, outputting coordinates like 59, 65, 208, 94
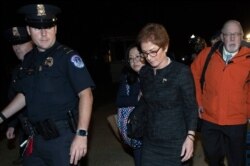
18, 4, 61, 29
4, 27, 31, 45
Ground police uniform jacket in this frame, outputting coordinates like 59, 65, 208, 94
18, 42, 95, 122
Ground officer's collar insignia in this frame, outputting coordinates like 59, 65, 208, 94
12, 27, 20, 37
71, 55, 84, 68
37, 4, 46, 16
39, 66, 42, 71
44, 57, 53, 67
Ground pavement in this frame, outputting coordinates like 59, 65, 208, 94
0, 85, 210, 166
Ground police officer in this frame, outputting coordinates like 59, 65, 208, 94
4, 26, 33, 165
0, 3, 95, 166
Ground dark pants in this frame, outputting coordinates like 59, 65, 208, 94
201, 120, 247, 166
133, 148, 142, 166
23, 125, 75, 166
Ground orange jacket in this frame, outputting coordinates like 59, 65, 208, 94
191, 45, 250, 125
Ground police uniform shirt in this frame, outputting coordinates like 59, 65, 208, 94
19, 42, 95, 122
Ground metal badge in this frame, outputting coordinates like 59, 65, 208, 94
37, 4, 46, 16
12, 27, 20, 37
44, 57, 54, 67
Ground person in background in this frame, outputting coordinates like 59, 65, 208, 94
188, 34, 207, 64
191, 19, 250, 166
4, 26, 33, 165
0, 4, 95, 166
116, 44, 144, 166
137, 23, 198, 166
210, 31, 221, 46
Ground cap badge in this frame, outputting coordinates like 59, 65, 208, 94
37, 4, 46, 16
12, 27, 20, 37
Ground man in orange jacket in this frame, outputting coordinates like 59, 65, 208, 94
191, 20, 250, 166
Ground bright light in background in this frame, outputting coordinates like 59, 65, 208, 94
190, 34, 195, 39
245, 33, 250, 42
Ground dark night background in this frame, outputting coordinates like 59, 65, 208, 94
0, 0, 250, 108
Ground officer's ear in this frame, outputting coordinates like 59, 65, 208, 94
54, 25, 57, 35
26, 26, 31, 36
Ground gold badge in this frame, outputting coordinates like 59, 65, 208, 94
37, 4, 46, 16
44, 57, 53, 67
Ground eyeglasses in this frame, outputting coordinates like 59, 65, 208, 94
141, 47, 161, 58
128, 55, 142, 64
223, 32, 242, 38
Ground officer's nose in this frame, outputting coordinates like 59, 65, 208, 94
40, 29, 47, 36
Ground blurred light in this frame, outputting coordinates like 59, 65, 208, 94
246, 33, 250, 42
190, 34, 195, 39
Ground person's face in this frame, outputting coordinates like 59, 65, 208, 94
128, 47, 145, 72
221, 22, 243, 53
12, 41, 33, 61
140, 41, 168, 69
27, 25, 57, 52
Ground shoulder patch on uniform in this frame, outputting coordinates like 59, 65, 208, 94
71, 55, 84, 68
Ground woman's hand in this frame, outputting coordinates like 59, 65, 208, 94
180, 134, 194, 162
